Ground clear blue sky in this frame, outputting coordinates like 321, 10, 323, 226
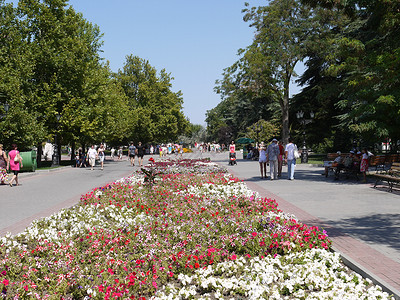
66, 0, 273, 125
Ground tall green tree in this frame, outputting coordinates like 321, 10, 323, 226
241, 0, 319, 144
16, 0, 105, 148
0, 0, 46, 149
116, 55, 188, 144
300, 0, 400, 150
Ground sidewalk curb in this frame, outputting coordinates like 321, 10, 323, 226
332, 246, 400, 299
19, 165, 72, 179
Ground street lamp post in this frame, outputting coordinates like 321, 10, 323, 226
296, 111, 314, 163
51, 113, 61, 167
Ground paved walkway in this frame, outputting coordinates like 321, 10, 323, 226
193, 151, 400, 299
0, 158, 134, 236
1, 151, 399, 298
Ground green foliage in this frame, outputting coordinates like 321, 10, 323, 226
116, 55, 189, 144
212, 0, 326, 145
0, 1, 189, 150
246, 119, 280, 143
298, 0, 400, 150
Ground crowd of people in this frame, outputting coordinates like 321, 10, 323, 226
230, 138, 298, 180
0, 138, 377, 187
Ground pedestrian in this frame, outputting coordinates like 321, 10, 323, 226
267, 138, 280, 180
7, 144, 22, 186
87, 145, 97, 170
74, 150, 80, 167
229, 140, 235, 154
136, 142, 145, 167
258, 142, 267, 179
360, 148, 370, 183
128, 142, 136, 166
278, 140, 285, 177
0, 144, 9, 185
97, 143, 105, 170
79, 149, 87, 168
118, 147, 123, 160
285, 138, 297, 180
179, 145, 183, 158
110, 147, 116, 159
150, 145, 154, 155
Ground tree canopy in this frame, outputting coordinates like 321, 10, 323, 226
210, 0, 400, 152
0, 0, 189, 152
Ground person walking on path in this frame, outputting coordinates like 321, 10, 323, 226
285, 138, 297, 180
136, 142, 145, 167
278, 140, 285, 177
97, 143, 105, 170
360, 148, 370, 183
117, 147, 123, 160
258, 142, 267, 179
7, 144, 22, 186
87, 145, 97, 171
267, 138, 280, 180
229, 141, 236, 154
110, 147, 116, 159
128, 142, 136, 166
0, 144, 9, 185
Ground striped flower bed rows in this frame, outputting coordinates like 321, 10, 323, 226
0, 159, 393, 299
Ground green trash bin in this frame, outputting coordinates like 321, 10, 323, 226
19, 150, 37, 172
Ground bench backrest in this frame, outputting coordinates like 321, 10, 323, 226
391, 162, 400, 170
369, 155, 385, 166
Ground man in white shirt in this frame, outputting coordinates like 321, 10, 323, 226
285, 138, 297, 180
87, 145, 97, 171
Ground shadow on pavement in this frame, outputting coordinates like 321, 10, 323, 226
324, 213, 400, 251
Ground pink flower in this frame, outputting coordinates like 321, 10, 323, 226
2, 279, 9, 286
251, 232, 257, 237
152, 281, 157, 289
230, 254, 237, 260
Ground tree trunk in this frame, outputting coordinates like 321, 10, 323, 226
281, 77, 291, 145
58, 143, 62, 165
281, 96, 289, 145
36, 143, 42, 167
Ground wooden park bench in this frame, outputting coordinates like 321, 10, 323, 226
324, 153, 353, 179
368, 155, 386, 172
373, 162, 400, 192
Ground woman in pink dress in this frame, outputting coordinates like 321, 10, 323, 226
7, 144, 23, 187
